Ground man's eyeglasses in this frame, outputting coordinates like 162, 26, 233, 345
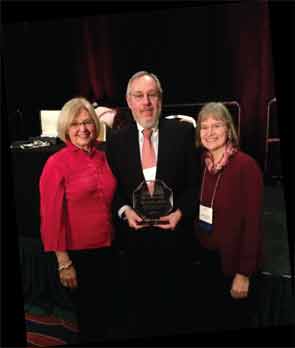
70, 119, 95, 128
130, 92, 160, 102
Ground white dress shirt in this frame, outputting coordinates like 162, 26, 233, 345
118, 121, 159, 218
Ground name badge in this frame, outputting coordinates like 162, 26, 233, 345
199, 204, 213, 225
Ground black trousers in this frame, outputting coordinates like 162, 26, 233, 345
195, 248, 260, 332
67, 246, 118, 344
123, 227, 194, 338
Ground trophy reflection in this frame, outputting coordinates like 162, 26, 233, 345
132, 179, 173, 226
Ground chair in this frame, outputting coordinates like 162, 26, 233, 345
165, 115, 197, 128
95, 106, 117, 142
161, 100, 241, 138
264, 98, 282, 179
40, 110, 60, 138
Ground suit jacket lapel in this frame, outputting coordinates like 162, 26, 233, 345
156, 120, 169, 180
127, 123, 145, 184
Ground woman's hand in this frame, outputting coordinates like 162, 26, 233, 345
230, 273, 249, 299
59, 265, 78, 289
55, 251, 78, 289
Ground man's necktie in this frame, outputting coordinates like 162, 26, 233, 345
142, 128, 156, 194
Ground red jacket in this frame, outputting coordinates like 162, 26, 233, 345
196, 150, 264, 276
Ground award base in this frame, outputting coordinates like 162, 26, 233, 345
138, 219, 169, 226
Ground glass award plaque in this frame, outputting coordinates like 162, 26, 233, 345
132, 179, 173, 226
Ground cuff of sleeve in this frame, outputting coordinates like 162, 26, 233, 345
118, 205, 131, 219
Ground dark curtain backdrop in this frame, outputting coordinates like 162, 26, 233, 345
78, 2, 274, 166
3, 17, 83, 138
3, 2, 275, 168
78, 16, 116, 102
224, 3, 275, 165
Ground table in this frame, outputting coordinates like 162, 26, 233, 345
10, 143, 65, 238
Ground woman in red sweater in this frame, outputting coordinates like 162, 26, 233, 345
39, 97, 117, 344
195, 102, 264, 331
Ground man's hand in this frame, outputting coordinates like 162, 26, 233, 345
155, 209, 182, 230
124, 207, 147, 230
230, 273, 250, 299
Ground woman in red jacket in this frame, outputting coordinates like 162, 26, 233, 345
195, 102, 264, 331
39, 97, 117, 344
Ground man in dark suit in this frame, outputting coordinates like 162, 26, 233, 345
106, 71, 199, 338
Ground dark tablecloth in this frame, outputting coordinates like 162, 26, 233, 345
10, 143, 65, 238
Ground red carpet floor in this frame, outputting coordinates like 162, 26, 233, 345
25, 312, 79, 347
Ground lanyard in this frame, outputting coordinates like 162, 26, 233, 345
199, 167, 222, 208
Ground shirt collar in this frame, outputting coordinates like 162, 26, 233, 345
66, 140, 97, 157
136, 121, 159, 136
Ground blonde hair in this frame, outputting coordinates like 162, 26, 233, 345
57, 97, 100, 143
196, 102, 239, 148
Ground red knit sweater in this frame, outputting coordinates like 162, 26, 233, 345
40, 141, 117, 251
196, 151, 264, 276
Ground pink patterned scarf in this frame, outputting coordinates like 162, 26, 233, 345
204, 143, 237, 174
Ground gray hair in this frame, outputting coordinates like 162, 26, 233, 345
126, 71, 163, 97
196, 102, 239, 148
57, 97, 100, 143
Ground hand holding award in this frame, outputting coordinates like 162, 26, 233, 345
132, 179, 173, 226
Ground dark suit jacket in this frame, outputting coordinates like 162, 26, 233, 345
106, 118, 199, 224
